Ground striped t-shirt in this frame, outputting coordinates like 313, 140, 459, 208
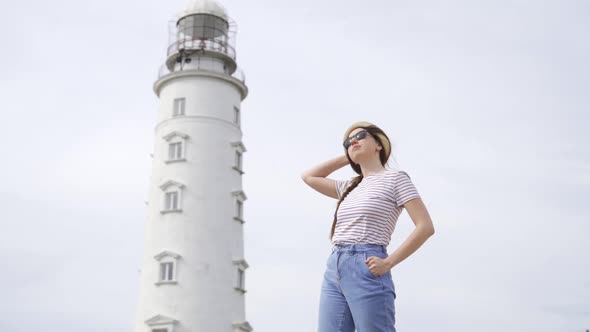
333, 169, 421, 246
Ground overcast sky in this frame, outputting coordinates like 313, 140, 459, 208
1, 0, 588, 331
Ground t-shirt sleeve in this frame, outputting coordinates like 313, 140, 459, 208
392, 171, 421, 207
335, 179, 351, 199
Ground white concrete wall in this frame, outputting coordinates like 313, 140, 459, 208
134, 70, 248, 332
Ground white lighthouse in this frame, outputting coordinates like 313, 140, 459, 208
134, 0, 250, 331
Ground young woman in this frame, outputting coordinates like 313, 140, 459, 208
301, 121, 435, 332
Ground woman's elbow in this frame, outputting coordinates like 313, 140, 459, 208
301, 173, 311, 184
426, 223, 435, 237
419, 222, 435, 237
301, 172, 313, 185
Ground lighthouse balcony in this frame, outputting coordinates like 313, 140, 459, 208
167, 37, 236, 60
158, 61, 246, 83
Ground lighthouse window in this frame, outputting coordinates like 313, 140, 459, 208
233, 260, 248, 293
231, 190, 246, 223
168, 142, 183, 160
159, 262, 175, 281
154, 251, 181, 286
160, 181, 184, 214
237, 269, 245, 289
165, 191, 179, 211
173, 98, 185, 116
236, 200, 243, 221
233, 106, 241, 125
163, 132, 189, 164
234, 151, 242, 172
231, 142, 246, 175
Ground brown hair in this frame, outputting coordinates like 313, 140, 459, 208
330, 122, 392, 239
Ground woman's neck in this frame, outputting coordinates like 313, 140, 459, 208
358, 158, 385, 177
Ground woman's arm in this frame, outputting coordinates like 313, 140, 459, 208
384, 198, 435, 267
366, 197, 435, 275
301, 155, 349, 199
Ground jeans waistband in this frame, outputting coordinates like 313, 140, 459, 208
332, 243, 386, 253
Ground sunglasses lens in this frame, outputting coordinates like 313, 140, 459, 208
343, 139, 351, 149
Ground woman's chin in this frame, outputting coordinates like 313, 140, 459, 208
349, 154, 362, 164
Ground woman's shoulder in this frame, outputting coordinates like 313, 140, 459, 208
382, 168, 411, 178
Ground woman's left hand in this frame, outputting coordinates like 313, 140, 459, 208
365, 256, 393, 276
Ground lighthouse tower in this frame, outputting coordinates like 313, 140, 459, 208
134, 0, 250, 331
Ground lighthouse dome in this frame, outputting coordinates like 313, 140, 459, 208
178, 0, 228, 20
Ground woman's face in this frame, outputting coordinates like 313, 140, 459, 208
345, 128, 382, 163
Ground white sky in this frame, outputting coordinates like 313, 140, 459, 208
1, 0, 588, 331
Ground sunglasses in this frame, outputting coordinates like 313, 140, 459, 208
343, 130, 369, 149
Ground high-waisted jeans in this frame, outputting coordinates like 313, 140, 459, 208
318, 243, 396, 332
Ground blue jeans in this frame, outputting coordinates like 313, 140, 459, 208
318, 243, 396, 332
